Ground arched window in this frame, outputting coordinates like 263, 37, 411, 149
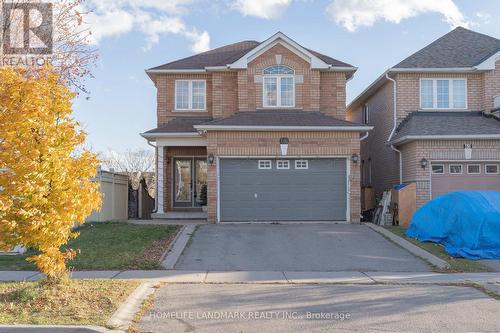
262, 65, 295, 107
263, 65, 294, 75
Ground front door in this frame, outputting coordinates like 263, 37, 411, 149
173, 158, 207, 208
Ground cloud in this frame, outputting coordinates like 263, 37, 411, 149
232, 0, 292, 19
475, 12, 491, 25
83, 0, 210, 52
326, 0, 469, 32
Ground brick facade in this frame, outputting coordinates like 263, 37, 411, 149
152, 40, 360, 223
400, 139, 500, 207
347, 60, 500, 208
205, 131, 361, 223
151, 43, 350, 127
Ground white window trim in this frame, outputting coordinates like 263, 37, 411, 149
419, 78, 468, 110
295, 160, 309, 169
263, 74, 295, 108
485, 164, 499, 174
431, 164, 444, 174
466, 164, 481, 175
449, 164, 463, 174
258, 160, 272, 170
362, 104, 369, 124
174, 80, 206, 111
276, 160, 290, 169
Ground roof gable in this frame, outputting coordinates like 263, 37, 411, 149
147, 32, 354, 72
229, 32, 350, 69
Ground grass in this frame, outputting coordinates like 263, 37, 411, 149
0, 279, 139, 325
385, 226, 491, 272
0, 222, 181, 271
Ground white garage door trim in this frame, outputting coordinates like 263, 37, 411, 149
430, 159, 500, 200
216, 156, 351, 223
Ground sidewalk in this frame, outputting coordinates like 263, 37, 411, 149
2, 270, 500, 285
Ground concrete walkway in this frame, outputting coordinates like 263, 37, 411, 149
2, 270, 500, 285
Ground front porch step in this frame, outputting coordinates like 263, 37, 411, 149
151, 211, 207, 220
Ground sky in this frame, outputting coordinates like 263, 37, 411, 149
72, 0, 500, 154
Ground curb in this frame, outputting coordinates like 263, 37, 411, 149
161, 224, 196, 269
365, 223, 450, 270
0, 325, 121, 332
158, 225, 186, 263
107, 282, 156, 331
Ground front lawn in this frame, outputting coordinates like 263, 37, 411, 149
0, 222, 180, 271
0, 279, 139, 325
385, 226, 491, 272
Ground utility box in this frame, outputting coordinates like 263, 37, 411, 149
391, 183, 416, 227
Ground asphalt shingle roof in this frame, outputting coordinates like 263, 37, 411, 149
391, 112, 500, 143
149, 38, 353, 71
143, 117, 212, 134
197, 110, 364, 127
394, 27, 500, 68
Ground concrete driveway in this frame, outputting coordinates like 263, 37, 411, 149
139, 284, 500, 333
175, 223, 431, 272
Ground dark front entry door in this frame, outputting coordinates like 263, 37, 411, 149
173, 158, 207, 208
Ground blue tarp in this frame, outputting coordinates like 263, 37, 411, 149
406, 191, 500, 259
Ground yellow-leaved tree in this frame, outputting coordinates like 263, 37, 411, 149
0, 66, 102, 280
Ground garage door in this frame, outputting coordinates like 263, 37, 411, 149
219, 158, 347, 222
431, 162, 500, 198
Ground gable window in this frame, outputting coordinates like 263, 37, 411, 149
276, 160, 290, 169
263, 65, 295, 107
420, 79, 467, 109
175, 80, 206, 111
362, 104, 369, 124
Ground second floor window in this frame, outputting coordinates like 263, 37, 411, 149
175, 80, 206, 111
420, 79, 467, 109
263, 65, 295, 107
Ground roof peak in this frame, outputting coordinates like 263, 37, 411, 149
147, 32, 354, 72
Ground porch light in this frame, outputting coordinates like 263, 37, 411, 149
420, 158, 428, 169
280, 138, 289, 156
351, 153, 359, 164
207, 153, 215, 165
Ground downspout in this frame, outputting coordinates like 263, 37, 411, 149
385, 73, 403, 184
146, 140, 158, 213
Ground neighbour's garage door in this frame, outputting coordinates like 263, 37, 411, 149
431, 162, 500, 198
219, 158, 347, 222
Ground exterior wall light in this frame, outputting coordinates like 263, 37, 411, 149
351, 153, 359, 163
420, 158, 428, 169
280, 137, 289, 156
207, 153, 215, 165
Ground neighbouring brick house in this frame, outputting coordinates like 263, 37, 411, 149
141, 32, 372, 223
347, 27, 500, 209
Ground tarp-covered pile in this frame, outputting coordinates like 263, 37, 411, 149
406, 191, 500, 259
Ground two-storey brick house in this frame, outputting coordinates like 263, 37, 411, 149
141, 32, 372, 223
347, 27, 500, 209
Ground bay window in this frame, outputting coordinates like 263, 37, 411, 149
175, 80, 206, 111
419, 79, 467, 109
263, 65, 295, 107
